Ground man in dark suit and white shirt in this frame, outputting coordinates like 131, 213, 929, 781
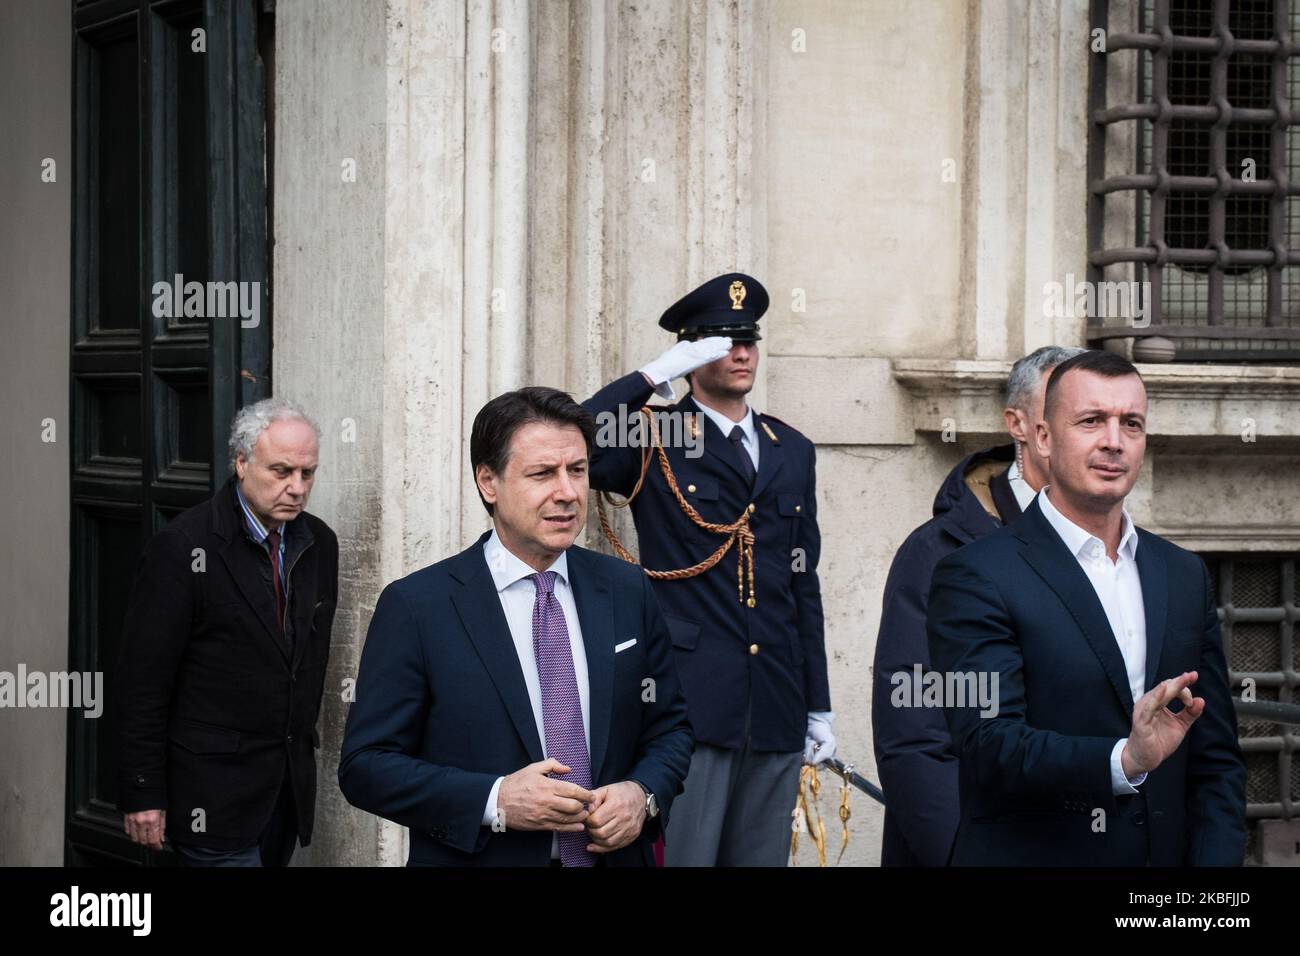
927, 350, 1246, 865
873, 345, 1081, 866
339, 386, 693, 865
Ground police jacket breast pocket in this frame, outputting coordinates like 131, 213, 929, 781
663, 475, 719, 504
662, 614, 701, 651
777, 493, 806, 518
776, 493, 806, 548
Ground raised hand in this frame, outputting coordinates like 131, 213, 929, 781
1121, 671, 1205, 778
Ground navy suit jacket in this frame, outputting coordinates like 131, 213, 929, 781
926, 494, 1247, 866
338, 532, 693, 866
872, 445, 1017, 866
583, 372, 829, 753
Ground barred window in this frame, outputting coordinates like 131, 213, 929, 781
1089, 0, 1300, 361
1204, 553, 1299, 863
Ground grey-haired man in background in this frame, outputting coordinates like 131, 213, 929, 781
871, 346, 1082, 865
116, 397, 338, 866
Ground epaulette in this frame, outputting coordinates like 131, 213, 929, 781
758, 411, 794, 429
756, 412, 809, 444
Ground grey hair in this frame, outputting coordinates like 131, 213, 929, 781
228, 397, 322, 467
1005, 346, 1086, 410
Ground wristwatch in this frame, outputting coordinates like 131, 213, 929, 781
633, 780, 659, 819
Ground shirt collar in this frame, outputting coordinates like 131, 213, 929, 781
1006, 456, 1038, 512
483, 527, 570, 592
1038, 486, 1139, 562
692, 395, 755, 447
234, 482, 285, 543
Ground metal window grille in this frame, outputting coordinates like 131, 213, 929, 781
1203, 553, 1299, 862
1089, 0, 1300, 360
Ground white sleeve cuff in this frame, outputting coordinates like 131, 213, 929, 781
482, 776, 505, 827
1109, 738, 1147, 794
635, 367, 677, 401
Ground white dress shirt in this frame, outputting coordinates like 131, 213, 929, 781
693, 397, 760, 472
1006, 456, 1038, 512
1037, 488, 1148, 795
480, 530, 591, 848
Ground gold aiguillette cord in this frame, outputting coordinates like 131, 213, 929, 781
789, 763, 852, 866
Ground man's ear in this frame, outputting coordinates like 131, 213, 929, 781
1004, 407, 1028, 445
234, 452, 247, 480
1032, 419, 1052, 462
475, 463, 498, 508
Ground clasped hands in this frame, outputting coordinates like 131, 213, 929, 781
496, 758, 645, 855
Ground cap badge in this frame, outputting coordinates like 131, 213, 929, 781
729, 280, 747, 311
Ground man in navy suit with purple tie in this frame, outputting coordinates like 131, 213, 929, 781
339, 387, 692, 866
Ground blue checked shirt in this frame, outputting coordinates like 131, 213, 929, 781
234, 483, 287, 592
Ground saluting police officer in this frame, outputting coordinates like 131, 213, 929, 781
583, 273, 834, 866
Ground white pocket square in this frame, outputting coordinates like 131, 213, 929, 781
614, 638, 637, 653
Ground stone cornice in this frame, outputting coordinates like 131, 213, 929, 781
893, 359, 1300, 438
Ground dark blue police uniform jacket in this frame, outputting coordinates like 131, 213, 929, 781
583, 371, 830, 754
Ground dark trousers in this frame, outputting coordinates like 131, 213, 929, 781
172, 776, 298, 867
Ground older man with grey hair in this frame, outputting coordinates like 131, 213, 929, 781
116, 397, 338, 866
871, 345, 1082, 866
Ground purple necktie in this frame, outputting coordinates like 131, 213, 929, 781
529, 570, 593, 867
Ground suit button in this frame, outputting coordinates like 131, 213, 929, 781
749, 644, 759, 655
1132, 811, 1146, 826
747, 503, 755, 514
286, 734, 295, 744
687, 484, 697, 493
795, 505, 801, 513
135, 774, 146, 786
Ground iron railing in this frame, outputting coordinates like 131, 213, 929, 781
1088, 0, 1300, 359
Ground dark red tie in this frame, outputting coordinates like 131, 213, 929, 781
266, 529, 285, 631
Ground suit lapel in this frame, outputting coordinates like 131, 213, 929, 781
682, 394, 752, 487
1016, 499, 1135, 715
449, 538, 544, 763
216, 483, 291, 663
1135, 531, 1169, 693
218, 541, 290, 661
567, 547, 614, 784
751, 413, 786, 499
284, 518, 316, 672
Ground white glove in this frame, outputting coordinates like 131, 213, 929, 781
637, 336, 733, 400
803, 711, 837, 766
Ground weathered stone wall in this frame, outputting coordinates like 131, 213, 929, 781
273, 0, 1300, 867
